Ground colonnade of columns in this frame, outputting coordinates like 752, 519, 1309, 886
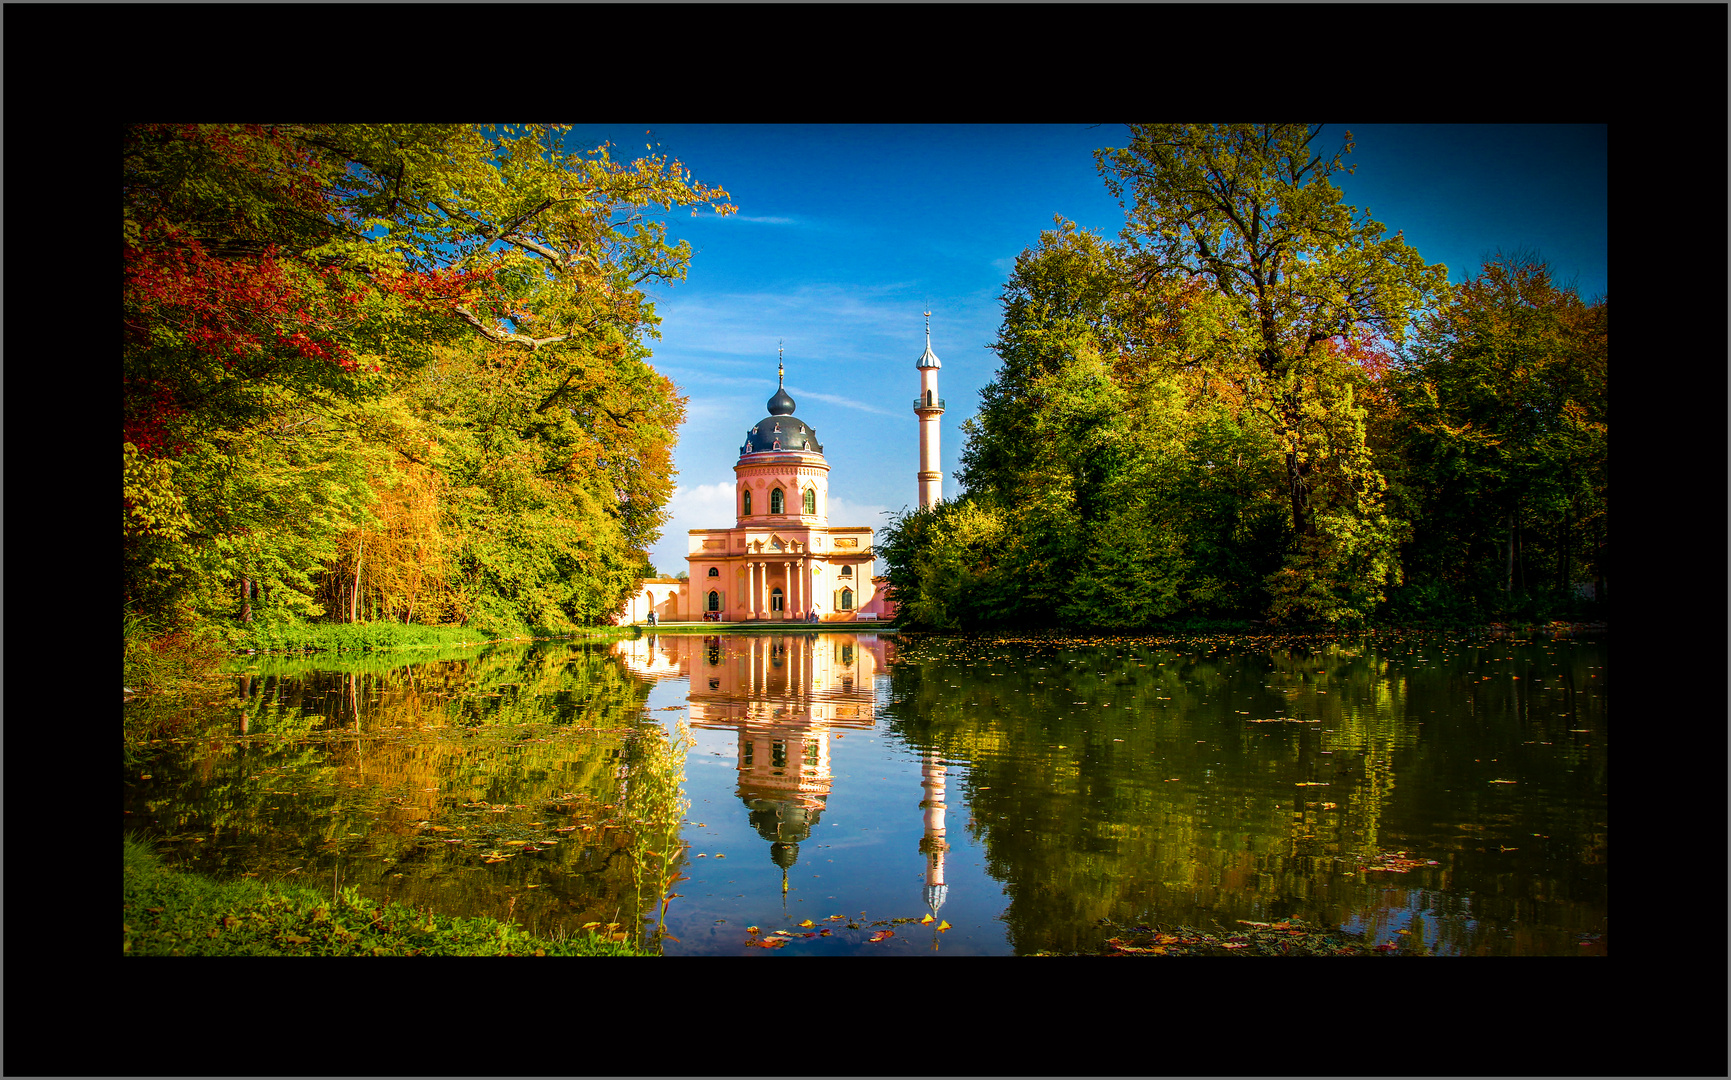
743, 558, 809, 619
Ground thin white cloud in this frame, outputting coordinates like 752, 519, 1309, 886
785, 386, 910, 419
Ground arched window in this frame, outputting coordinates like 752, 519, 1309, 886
840, 564, 853, 577
707, 590, 720, 612
707, 567, 719, 577
771, 587, 784, 612
926, 389, 934, 406
840, 588, 854, 611
742, 489, 752, 516
770, 488, 784, 514
803, 488, 816, 515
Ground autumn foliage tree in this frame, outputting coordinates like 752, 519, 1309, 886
123, 124, 732, 637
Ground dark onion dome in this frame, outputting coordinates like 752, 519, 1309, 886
742, 414, 821, 455
740, 362, 822, 455
744, 795, 827, 869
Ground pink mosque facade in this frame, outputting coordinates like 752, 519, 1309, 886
615, 324, 944, 626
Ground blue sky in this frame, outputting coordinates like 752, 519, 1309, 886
561, 124, 1607, 577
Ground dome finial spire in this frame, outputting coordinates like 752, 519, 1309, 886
778, 339, 784, 387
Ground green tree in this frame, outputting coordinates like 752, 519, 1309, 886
1387, 252, 1607, 618
1095, 124, 1446, 622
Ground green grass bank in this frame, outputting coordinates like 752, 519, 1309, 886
122, 836, 653, 957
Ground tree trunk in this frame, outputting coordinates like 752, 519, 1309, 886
1559, 503, 1570, 597
241, 576, 252, 623
1286, 451, 1312, 538
1505, 510, 1515, 594
1516, 506, 1525, 594
350, 537, 364, 623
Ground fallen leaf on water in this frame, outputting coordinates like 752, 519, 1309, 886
798, 919, 815, 928
745, 926, 760, 935
868, 930, 895, 943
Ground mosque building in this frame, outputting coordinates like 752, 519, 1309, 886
615, 321, 945, 625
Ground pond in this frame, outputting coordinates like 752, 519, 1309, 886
123, 629, 1607, 956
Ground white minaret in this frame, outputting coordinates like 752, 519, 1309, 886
913, 312, 944, 508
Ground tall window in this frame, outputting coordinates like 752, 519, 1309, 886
840, 588, 854, 611
742, 489, 752, 516
707, 590, 720, 612
771, 587, 784, 612
803, 488, 816, 515
771, 488, 784, 514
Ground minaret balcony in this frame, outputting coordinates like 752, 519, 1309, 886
913, 397, 945, 411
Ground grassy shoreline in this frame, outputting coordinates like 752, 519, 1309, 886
229, 620, 641, 654
123, 836, 653, 957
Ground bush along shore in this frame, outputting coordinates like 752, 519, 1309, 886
123, 837, 652, 957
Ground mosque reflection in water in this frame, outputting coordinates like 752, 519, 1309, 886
614, 632, 947, 922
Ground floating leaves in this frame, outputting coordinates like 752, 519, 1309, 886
1100, 917, 1388, 957
1359, 851, 1440, 873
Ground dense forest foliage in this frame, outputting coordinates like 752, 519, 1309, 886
124, 124, 732, 652
882, 124, 1606, 630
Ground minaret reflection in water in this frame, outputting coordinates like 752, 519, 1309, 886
919, 748, 948, 950
617, 633, 943, 933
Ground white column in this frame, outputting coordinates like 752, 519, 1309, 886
746, 562, 756, 618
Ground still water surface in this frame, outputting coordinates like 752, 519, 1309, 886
124, 630, 1606, 955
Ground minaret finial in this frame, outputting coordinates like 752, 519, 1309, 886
778, 340, 784, 386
